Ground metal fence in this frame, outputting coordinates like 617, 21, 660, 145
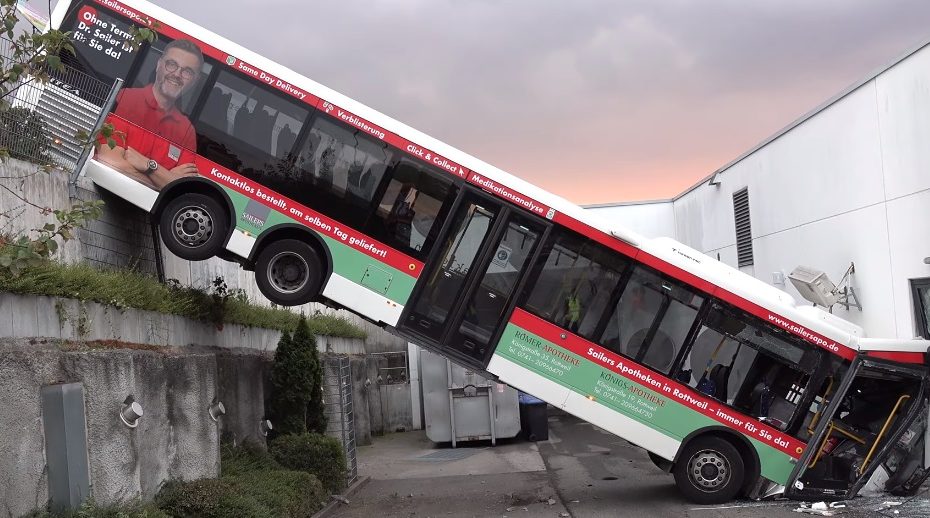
323, 355, 358, 487
0, 37, 114, 171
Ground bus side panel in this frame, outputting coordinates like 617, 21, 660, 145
750, 438, 796, 485
85, 160, 158, 211
250, 208, 416, 304
86, 160, 418, 323
491, 321, 797, 485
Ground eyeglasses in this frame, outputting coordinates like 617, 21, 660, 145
162, 58, 197, 81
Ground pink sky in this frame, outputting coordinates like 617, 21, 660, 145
59, 0, 930, 204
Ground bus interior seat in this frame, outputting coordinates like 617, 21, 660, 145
299, 132, 321, 177
253, 108, 275, 151
276, 123, 297, 158
627, 328, 675, 373
707, 363, 730, 401
359, 169, 374, 199
766, 397, 796, 430
232, 105, 254, 142
346, 166, 375, 201
202, 88, 231, 130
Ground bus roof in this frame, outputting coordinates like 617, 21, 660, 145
54, 0, 929, 359
640, 236, 929, 356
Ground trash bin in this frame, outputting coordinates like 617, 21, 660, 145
518, 392, 548, 442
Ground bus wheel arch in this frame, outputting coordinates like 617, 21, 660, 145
153, 179, 235, 261
672, 429, 759, 504
250, 225, 333, 306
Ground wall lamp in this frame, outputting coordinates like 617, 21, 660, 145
119, 395, 143, 428
208, 400, 226, 422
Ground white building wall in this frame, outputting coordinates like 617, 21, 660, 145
587, 42, 930, 340
583, 201, 676, 238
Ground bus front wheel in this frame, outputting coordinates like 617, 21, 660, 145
255, 239, 323, 306
159, 193, 228, 261
673, 436, 745, 505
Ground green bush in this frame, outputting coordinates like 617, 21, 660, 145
220, 441, 281, 477
24, 500, 169, 518
155, 470, 326, 518
226, 470, 327, 517
269, 433, 347, 494
154, 479, 270, 518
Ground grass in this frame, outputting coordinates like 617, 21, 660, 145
24, 500, 169, 518
0, 258, 366, 339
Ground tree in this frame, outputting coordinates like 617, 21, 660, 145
299, 316, 326, 434
0, 0, 155, 276
268, 315, 325, 436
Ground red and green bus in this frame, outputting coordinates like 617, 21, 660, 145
51, 0, 930, 504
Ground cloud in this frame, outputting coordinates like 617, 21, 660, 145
143, 0, 930, 202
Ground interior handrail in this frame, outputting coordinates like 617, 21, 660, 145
858, 394, 911, 476
808, 419, 867, 469
807, 376, 835, 435
807, 422, 835, 469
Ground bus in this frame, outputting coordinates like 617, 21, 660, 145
50, 0, 930, 504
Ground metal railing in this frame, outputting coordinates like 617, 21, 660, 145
323, 355, 358, 487
0, 37, 115, 172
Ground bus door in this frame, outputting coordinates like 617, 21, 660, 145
787, 357, 928, 500
400, 188, 546, 368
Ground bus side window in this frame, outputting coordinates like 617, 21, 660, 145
599, 266, 704, 374
194, 70, 308, 180
291, 115, 394, 225
521, 229, 628, 341
365, 160, 456, 259
678, 303, 818, 431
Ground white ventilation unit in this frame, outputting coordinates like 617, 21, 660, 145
788, 266, 839, 307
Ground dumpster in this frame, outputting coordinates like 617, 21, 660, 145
518, 392, 548, 442
421, 349, 520, 447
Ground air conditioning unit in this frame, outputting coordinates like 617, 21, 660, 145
788, 266, 839, 307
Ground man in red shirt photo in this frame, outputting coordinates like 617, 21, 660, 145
95, 39, 204, 190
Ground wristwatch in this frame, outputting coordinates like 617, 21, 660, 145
146, 159, 158, 174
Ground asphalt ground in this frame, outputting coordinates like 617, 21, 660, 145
325, 408, 930, 518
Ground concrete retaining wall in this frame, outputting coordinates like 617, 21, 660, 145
0, 291, 416, 515
0, 158, 408, 354
0, 344, 224, 517
0, 292, 365, 355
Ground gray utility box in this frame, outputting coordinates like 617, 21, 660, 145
421, 349, 520, 447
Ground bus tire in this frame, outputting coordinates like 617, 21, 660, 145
673, 436, 745, 505
255, 238, 323, 306
159, 193, 228, 261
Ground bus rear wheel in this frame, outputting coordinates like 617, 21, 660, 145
159, 193, 228, 261
255, 239, 323, 306
673, 436, 745, 505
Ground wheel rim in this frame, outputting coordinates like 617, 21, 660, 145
687, 449, 730, 492
171, 205, 214, 248
267, 251, 309, 294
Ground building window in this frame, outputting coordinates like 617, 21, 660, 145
912, 279, 930, 339
733, 187, 753, 267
